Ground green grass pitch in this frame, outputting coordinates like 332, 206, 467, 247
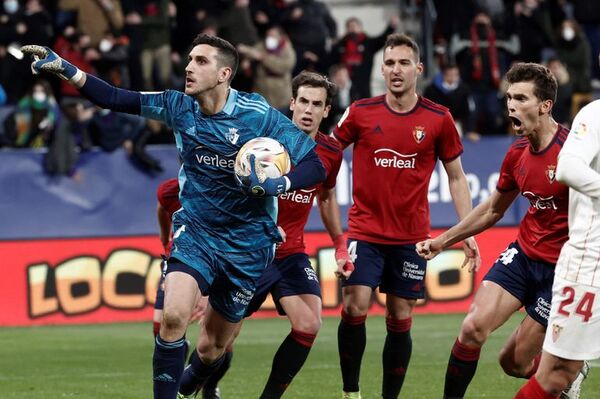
1, 313, 598, 398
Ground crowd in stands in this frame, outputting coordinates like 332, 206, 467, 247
0, 0, 599, 173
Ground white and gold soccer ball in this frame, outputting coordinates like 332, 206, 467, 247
234, 137, 291, 183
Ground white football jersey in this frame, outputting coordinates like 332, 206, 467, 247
556, 100, 600, 287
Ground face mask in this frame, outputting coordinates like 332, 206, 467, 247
4, 0, 18, 14
32, 91, 47, 104
99, 39, 113, 53
265, 36, 279, 51
562, 27, 575, 41
442, 81, 458, 91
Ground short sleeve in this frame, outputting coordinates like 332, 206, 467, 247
323, 149, 343, 189
437, 112, 464, 163
496, 150, 518, 192
333, 104, 358, 148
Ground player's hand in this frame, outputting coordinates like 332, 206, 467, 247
415, 238, 443, 260
276, 226, 286, 248
461, 237, 481, 272
236, 154, 288, 196
21, 45, 82, 82
333, 234, 354, 280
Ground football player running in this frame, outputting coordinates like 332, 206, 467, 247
179, 70, 354, 398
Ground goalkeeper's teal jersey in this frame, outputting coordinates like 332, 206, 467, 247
140, 89, 315, 253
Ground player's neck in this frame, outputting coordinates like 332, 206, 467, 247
196, 86, 229, 115
528, 117, 558, 151
385, 91, 418, 113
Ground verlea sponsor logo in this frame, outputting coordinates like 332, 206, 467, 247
373, 148, 416, 169
279, 188, 316, 204
523, 191, 558, 210
194, 146, 235, 169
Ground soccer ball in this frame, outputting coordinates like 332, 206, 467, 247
234, 137, 291, 183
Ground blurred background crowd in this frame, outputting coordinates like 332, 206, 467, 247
0, 0, 599, 174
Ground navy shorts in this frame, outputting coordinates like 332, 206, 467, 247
484, 241, 554, 327
341, 239, 427, 299
166, 243, 274, 323
245, 253, 321, 317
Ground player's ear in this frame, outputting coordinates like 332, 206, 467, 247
219, 66, 232, 84
540, 99, 553, 115
323, 104, 331, 118
289, 97, 295, 111
416, 62, 424, 76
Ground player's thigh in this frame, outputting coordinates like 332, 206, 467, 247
500, 314, 545, 367
163, 271, 200, 320
280, 294, 322, 333
380, 243, 427, 300
544, 275, 600, 360
461, 280, 522, 337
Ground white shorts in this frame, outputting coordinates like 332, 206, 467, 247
543, 275, 600, 360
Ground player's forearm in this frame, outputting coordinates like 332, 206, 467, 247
317, 189, 344, 240
285, 150, 326, 191
436, 199, 500, 249
78, 73, 142, 114
557, 153, 600, 199
448, 175, 473, 221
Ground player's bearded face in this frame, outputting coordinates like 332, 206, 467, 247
381, 45, 422, 95
506, 82, 545, 137
290, 86, 330, 136
185, 44, 221, 96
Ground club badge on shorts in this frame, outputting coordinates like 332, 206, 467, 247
551, 324, 563, 342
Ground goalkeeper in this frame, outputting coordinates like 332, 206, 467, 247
22, 34, 325, 399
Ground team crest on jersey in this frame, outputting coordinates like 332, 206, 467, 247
226, 128, 240, 144
552, 324, 563, 342
413, 126, 426, 143
546, 165, 557, 183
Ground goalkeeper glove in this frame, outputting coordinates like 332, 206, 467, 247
333, 234, 354, 279
236, 154, 290, 196
21, 45, 83, 83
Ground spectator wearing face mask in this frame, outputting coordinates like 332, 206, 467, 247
424, 63, 474, 139
11, 80, 59, 148
554, 19, 592, 118
237, 25, 296, 110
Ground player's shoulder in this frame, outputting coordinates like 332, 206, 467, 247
157, 178, 179, 200
316, 131, 342, 154
419, 96, 450, 117
555, 124, 570, 147
234, 90, 270, 115
352, 95, 386, 110
507, 136, 530, 153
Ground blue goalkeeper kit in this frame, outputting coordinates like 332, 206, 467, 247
140, 89, 315, 255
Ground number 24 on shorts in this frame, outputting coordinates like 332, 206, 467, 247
557, 286, 596, 322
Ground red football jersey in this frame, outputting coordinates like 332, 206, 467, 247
334, 95, 463, 244
276, 132, 343, 259
157, 178, 181, 216
497, 126, 570, 264
156, 178, 181, 254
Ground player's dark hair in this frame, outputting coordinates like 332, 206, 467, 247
505, 62, 557, 103
191, 34, 239, 82
292, 71, 337, 106
384, 33, 420, 62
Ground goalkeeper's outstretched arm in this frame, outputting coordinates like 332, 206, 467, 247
21, 45, 141, 115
